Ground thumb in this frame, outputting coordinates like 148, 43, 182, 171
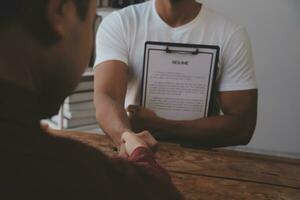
40, 122, 49, 131
126, 105, 140, 114
118, 143, 129, 159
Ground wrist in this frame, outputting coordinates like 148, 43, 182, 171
153, 118, 172, 139
121, 131, 149, 153
144, 115, 164, 132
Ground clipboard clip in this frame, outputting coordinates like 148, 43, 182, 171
165, 46, 199, 55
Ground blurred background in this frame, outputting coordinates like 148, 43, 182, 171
200, 0, 300, 158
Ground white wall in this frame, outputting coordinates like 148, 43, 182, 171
199, 0, 300, 156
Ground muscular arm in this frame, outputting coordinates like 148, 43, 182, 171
130, 89, 258, 147
94, 61, 131, 146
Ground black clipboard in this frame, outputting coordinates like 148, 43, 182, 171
141, 41, 220, 119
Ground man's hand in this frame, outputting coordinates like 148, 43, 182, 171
40, 122, 50, 132
135, 131, 158, 151
121, 131, 158, 156
127, 105, 161, 133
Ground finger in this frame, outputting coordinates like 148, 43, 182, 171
137, 132, 159, 152
142, 131, 158, 146
145, 138, 159, 152
118, 143, 129, 159
40, 122, 49, 131
126, 105, 135, 112
126, 105, 140, 113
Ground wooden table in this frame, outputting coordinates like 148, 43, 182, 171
50, 130, 300, 200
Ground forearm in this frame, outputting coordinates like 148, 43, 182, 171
151, 114, 256, 147
95, 93, 131, 146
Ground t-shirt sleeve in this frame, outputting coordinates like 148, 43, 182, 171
218, 27, 257, 91
94, 12, 129, 68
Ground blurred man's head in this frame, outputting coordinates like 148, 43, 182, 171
0, 0, 97, 118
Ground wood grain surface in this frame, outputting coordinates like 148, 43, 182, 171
171, 173, 300, 200
49, 130, 300, 200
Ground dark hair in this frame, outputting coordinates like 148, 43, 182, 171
0, 0, 91, 44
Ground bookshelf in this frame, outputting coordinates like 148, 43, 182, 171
45, 68, 101, 134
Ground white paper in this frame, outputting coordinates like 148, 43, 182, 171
143, 44, 217, 120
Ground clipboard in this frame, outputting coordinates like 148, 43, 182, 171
141, 41, 219, 120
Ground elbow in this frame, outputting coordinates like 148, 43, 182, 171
239, 132, 253, 146
235, 112, 257, 146
238, 123, 256, 146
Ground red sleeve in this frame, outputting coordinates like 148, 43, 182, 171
108, 147, 184, 200
38, 131, 184, 199
128, 147, 172, 183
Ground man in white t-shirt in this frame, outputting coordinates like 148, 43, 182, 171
94, 0, 258, 150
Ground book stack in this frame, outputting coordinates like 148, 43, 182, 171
47, 68, 100, 132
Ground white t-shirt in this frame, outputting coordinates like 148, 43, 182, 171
94, 0, 257, 107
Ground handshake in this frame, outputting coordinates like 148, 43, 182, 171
40, 122, 157, 158
119, 130, 158, 158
